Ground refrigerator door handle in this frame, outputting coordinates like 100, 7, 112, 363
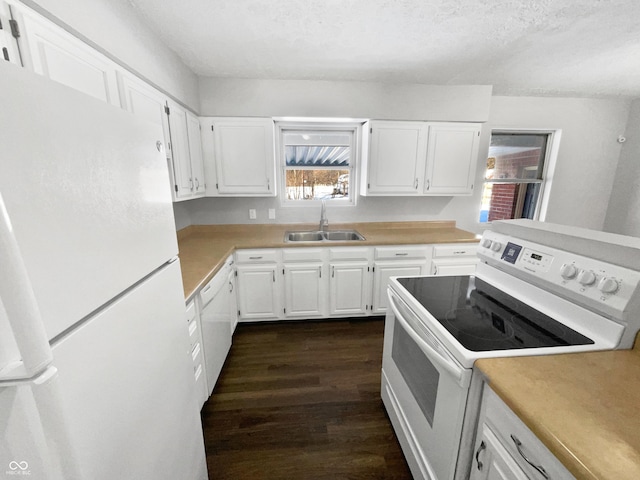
0, 192, 53, 381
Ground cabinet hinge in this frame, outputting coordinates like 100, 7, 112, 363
367, 266, 370, 272
370, 127, 372, 134
235, 270, 237, 277
216, 183, 219, 190
237, 309, 240, 316
367, 183, 370, 189
174, 184, 178, 193
164, 105, 170, 115
282, 268, 285, 275
372, 266, 375, 272
9, 19, 20, 38
365, 305, 368, 310
2, 47, 8, 62
284, 307, 286, 314
211, 125, 214, 131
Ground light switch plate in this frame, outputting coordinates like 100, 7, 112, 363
249, 209, 257, 220
268, 208, 276, 219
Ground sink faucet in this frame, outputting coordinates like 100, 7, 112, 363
319, 200, 329, 232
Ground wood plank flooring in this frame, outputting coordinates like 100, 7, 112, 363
201, 317, 412, 479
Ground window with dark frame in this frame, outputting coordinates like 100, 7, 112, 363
479, 132, 549, 223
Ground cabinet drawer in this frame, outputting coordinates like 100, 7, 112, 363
185, 300, 197, 325
235, 249, 279, 263
282, 247, 324, 262
328, 247, 371, 261
374, 245, 430, 260
433, 244, 478, 258
483, 387, 575, 480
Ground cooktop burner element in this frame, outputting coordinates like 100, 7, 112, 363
397, 275, 594, 351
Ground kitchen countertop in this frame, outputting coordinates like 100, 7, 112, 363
476, 336, 640, 480
176, 221, 478, 301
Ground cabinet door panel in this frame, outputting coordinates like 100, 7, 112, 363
372, 263, 426, 313
367, 121, 427, 195
117, 72, 170, 156
167, 102, 193, 200
236, 265, 280, 320
213, 118, 275, 195
186, 111, 205, 195
283, 263, 325, 317
425, 123, 481, 195
329, 262, 369, 315
17, 7, 119, 105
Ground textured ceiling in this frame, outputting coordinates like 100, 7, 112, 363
128, 0, 640, 97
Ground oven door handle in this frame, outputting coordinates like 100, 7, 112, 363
388, 290, 470, 388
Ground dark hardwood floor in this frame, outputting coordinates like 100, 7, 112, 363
201, 317, 412, 479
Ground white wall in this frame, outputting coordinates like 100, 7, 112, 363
176, 81, 632, 234
487, 96, 630, 231
604, 99, 640, 237
198, 78, 492, 122
23, 0, 200, 110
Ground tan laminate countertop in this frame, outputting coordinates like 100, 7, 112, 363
176, 221, 478, 300
476, 339, 640, 480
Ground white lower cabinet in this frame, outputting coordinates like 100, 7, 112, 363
185, 300, 208, 409
372, 246, 431, 313
431, 243, 478, 276
198, 257, 234, 397
236, 249, 281, 321
282, 248, 326, 318
233, 243, 475, 321
471, 385, 575, 480
328, 247, 372, 316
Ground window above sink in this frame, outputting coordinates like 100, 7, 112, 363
275, 120, 365, 207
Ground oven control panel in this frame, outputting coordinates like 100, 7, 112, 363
478, 230, 640, 322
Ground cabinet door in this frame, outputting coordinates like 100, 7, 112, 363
167, 101, 194, 200
424, 123, 481, 195
186, 111, 206, 196
366, 121, 428, 195
212, 117, 276, 195
0, 2, 21, 65
236, 264, 281, 320
372, 262, 426, 313
15, 5, 119, 106
117, 71, 171, 158
329, 261, 370, 316
283, 263, 326, 318
227, 270, 238, 333
470, 426, 529, 480
199, 276, 232, 396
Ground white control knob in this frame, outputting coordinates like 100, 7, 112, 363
490, 241, 502, 252
481, 239, 493, 249
560, 263, 578, 280
598, 277, 619, 294
577, 270, 597, 286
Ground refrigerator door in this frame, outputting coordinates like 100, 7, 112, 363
0, 62, 178, 340
1, 260, 207, 480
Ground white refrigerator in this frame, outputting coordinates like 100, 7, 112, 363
0, 62, 208, 479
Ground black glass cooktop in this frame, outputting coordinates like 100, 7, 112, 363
397, 276, 594, 352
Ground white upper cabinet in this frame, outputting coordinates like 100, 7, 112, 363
365, 121, 428, 195
167, 101, 205, 201
201, 117, 276, 196
364, 120, 482, 196
13, 4, 120, 106
0, 2, 21, 65
117, 71, 171, 156
424, 122, 481, 195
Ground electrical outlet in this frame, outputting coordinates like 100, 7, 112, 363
268, 208, 276, 220
249, 209, 257, 220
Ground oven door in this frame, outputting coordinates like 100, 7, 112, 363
382, 287, 472, 480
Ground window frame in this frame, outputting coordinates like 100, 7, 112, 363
275, 120, 364, 207
479, 128, 560, 224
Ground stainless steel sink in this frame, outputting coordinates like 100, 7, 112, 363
284, 229, 365, 243
285, 231, 324, 242
323, 230, 365, 241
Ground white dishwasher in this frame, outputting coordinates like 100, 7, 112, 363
198, 256, 235, 396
